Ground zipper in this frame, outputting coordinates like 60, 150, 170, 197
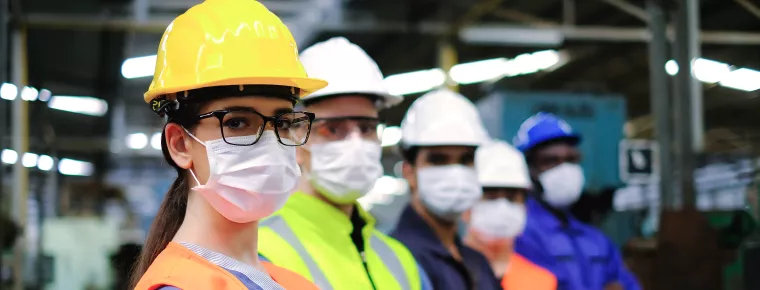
361, 251, 378, 290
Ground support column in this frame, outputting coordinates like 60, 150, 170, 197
672, 0, 701, 209
10, 27, 28, 290
646, 0, 672, 208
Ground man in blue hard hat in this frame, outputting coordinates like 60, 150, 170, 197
512, 112, 641, 290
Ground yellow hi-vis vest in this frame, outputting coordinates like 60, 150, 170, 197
258, 192, 421, 290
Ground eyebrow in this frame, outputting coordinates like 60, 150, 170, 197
274, 107, 294, 115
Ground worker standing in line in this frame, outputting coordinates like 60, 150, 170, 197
512, 113, 641, 290
463, 140, 557, 290
130, 0, 327, 289
257, 37, 432, 290
391, 89, 502, 290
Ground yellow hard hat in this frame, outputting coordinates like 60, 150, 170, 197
143, 0, 327, 103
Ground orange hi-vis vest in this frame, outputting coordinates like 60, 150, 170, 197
135, 242, 318, 290
502, 254, 557, 290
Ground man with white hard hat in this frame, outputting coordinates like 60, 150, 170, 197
258, 37, 432, 290
391, 89, 502, 290
463, 140, 557, 290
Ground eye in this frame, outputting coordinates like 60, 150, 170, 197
223, 118, 249, 130
275, 119, 292, 130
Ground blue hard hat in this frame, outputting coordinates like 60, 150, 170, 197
512, 112, 581, 152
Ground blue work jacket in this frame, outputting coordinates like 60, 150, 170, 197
391, 205, 501, 290
515, 197, 641, 290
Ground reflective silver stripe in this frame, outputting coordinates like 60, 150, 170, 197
370, 235, 411, 290
260, 216, 334, 290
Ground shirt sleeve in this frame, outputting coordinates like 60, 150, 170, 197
604, 237, 641, 290
417, 262, 434, 290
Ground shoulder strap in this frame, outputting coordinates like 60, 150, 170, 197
260, 216, 334, 290
262, 262, 319, 290
369, 234, 412, 290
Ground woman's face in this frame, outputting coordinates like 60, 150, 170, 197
164, 96, 294, 185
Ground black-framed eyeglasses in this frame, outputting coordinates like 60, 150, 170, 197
195, 108, 315, 146
312, 116, 382, 141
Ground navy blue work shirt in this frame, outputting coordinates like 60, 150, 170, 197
391, 205, 501, 290
515, 197, 641, 290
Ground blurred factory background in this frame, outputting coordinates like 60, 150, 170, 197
1, 0, 760, 289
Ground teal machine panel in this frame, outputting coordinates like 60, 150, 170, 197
477, 91, 627, 192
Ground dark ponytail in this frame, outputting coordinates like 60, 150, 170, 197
130, 98, 201, 289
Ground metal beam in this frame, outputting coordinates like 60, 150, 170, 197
598, 0, 649, 22
150, 0, 309, 13
10, 28, 28, 290
564, 0, 576, 25
22, 14, 760, 46
672, 0, 701, 210
734, 0, 760, 20
646, 0, 673, 212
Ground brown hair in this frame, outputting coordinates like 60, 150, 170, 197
129, 100, 201, 289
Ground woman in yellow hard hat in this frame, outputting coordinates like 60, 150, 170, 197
130, 0, 327, 289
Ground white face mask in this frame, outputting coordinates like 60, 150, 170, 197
308, 137, 383, 204
188, 131, 301, 223
539, 162, 585, 208
470, 199, 526, 240
417, 165, 483, 222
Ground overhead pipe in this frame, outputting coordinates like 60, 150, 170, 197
21, 13, 760, 46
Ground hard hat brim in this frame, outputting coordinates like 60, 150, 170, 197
300, 90, 403, 109
144, 76, 328, 103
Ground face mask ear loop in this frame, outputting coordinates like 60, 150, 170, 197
183, 128, 206, 147
182, 128, 207, 188
189, 169, 204, 188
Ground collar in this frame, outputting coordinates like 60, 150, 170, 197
279, 192, 376, 236
526, 196, 585, 232
177, 242, 284, 290
395, 205, 466, 257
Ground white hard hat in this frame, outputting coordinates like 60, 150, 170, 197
400, 89, 489, 148
298, 37, 403, 108
476, 140, 532, 189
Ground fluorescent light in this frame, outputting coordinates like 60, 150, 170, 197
665, 60, 679, 75
384, 69, 446, 96
450, 58, 510, 85
58, 158, 94, 176
693, 58, 731, 84
20, 86, 38, 101
127, 133, 149, 150
21, 153, 38, 168
150, 132, 162, 150
121, 55, 157, 79
38, 89, 52, 102
380, 126, 403, 147
1, 149, 17, 164
529, 50, 561, 70
0, 83, 17, 100
48, 96, 108, 116
459, 26, 564, 46
720, 68, 760, 92
449, 50, 561, 85
37, 155, 54, 171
